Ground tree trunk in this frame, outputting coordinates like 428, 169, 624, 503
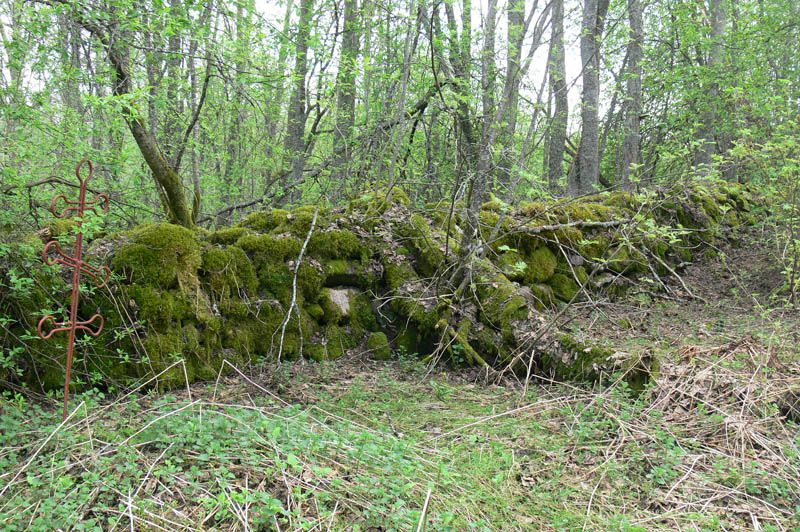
444, 0, 478, 171
284, 0, 313, 202
333, 0, 360, 181
547, 0, 568, 192
572, 0, 610, 196
115, 46, 193, 227
384, 0, 421, 194
164, 0, 184, 159
621, 0, 643, 189
496, 0, 524, 190
266, 0, 295, 163
57, 14, 83, 117
481, 0, 498, 138
694, 0, 725, 171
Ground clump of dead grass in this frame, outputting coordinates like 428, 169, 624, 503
617, 336, 800, 526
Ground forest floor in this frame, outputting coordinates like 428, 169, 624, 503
1, 229, 799, 531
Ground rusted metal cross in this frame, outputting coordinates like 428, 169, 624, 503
37, 159, 110, 420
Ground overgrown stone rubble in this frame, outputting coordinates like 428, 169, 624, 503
0, 182, 758, 391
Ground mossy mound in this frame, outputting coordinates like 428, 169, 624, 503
239, 209, 290, 233
546, 333, 657, 392
209, 226, 252, 245
349, 186, 411, 216
113, 223, 201, 289
524, 247, 557, 284
1, 182, 758, 393
367, 332, 392, 360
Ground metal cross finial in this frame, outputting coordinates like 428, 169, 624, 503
37, 159, 110, 420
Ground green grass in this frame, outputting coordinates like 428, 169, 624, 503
1, 358, 798, 531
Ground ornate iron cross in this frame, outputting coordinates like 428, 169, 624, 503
37, 159, 110, 420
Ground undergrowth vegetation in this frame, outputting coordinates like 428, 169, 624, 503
2, 0, 799, 528
1, 350, 797, 530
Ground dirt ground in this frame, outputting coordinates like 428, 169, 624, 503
557, 227, 800, 364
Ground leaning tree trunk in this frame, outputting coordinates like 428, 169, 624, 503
70, 15, 195, 227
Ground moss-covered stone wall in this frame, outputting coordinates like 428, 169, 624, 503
0, 182, 757, 391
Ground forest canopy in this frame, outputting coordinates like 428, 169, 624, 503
0, 0, 797, 229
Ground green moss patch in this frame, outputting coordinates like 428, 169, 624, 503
209, 226, 252, 245
524, 246, 557, 284
113, 223, 201, 289
396, 213, 446, 278
309, 229, 364, 260
367, 332, 392, 360
549, 273, 580, 302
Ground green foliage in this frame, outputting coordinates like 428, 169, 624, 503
496, 248, 528, 281
731, 119, 800, 304
606, 244, 650, 275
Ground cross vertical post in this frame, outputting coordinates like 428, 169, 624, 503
37, 159, 110, 420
